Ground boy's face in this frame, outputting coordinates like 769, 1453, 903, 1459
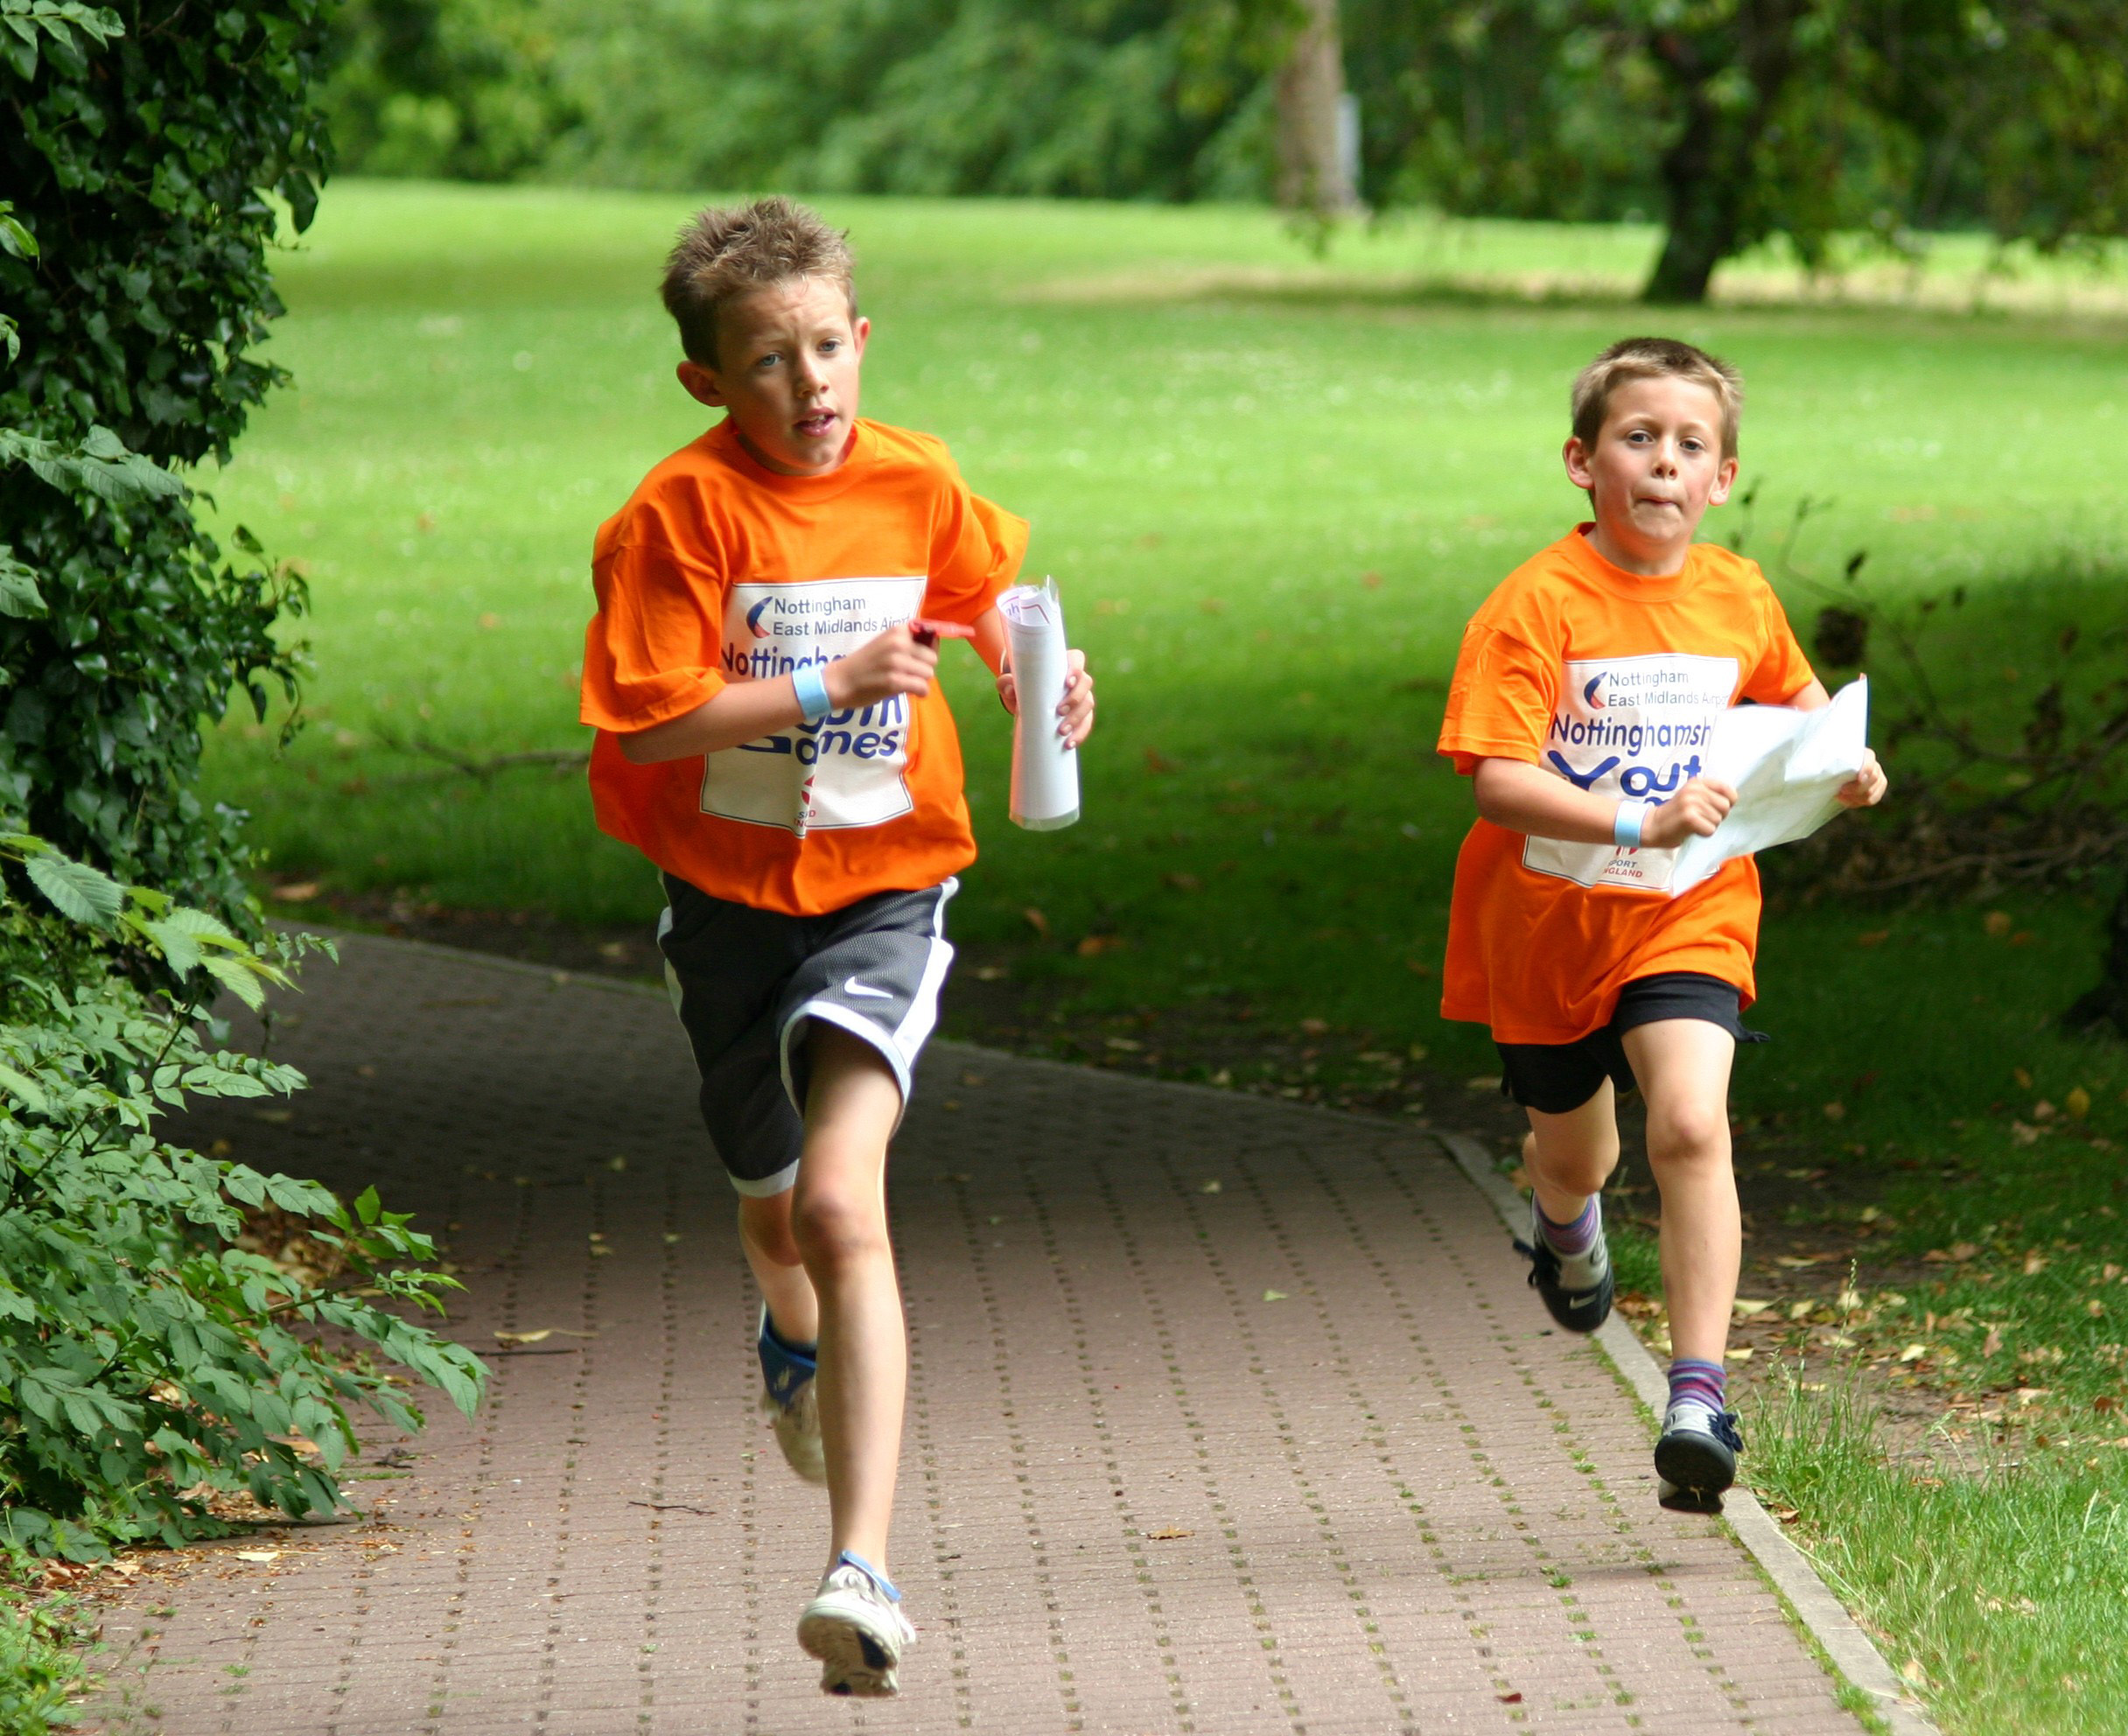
677, 276, 868, 476
1563, 375, 1737, 566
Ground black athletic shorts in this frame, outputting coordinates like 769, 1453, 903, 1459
656, 872, 956, 1196
1495, 970, 1765, 1116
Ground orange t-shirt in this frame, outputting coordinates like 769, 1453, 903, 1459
1436, 528, 1816, 1045
578, 417, 1028, 916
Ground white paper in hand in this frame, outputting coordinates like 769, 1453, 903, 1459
1001, 578, 1079, 831
1668, 677, 1869, 895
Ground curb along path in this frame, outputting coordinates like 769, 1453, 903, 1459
92, 934, 1874, 1734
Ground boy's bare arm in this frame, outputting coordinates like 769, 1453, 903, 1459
619, 624, 941, 764
1472, 757, 1737, 849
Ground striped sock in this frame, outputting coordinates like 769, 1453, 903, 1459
1536, 1197, 1600, 1256
1667, 1358, 1727, 1414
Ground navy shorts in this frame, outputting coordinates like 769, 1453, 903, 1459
1495, 971, 1765, 1115
656, 873, 956, 1196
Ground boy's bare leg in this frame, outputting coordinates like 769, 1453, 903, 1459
792, 1024, 906, 1573
1522, 1077, 1621, 1221
738, 1191, 820, 1345
1620, 1018, 1739, 1364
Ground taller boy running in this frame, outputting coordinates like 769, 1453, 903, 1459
1437, 338, 1885, 1513
578, 199, 1094, 1696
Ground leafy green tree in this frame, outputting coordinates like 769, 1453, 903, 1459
1346, 1, 2128, 304
323, 0, 576, 180
1, 0, 327, 916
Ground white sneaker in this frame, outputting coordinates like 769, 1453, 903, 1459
797, 1551, 916, 1697
756, 1306, 826, 1486
1655, 1399, 1742, 1514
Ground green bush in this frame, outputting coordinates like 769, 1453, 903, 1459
0, 830, 485, 1558
0, 0, 329, 918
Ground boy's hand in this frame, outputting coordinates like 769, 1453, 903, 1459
1836, 749, 1887, 808
827, 622, 940, 710
996, 649, 1096, 748
1639, 777, 1738, 849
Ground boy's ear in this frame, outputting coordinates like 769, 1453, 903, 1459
676, 360, 726, 409
1562, 435, 1596, 492
1707, 454, 1740, 507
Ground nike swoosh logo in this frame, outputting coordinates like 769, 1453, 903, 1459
844, 977, 892, 1000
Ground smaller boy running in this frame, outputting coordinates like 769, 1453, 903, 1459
578, 199, 1093, 1694
1436, 338, 1886, 1512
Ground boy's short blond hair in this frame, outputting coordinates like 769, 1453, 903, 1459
661, 196, 857, 370
1571, 337, 1744, 459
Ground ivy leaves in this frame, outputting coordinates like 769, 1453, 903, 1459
3, 0, 328, 919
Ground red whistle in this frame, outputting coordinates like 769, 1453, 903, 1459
911, 617, 975, 648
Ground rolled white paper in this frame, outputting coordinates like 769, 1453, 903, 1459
1001, 578, 1080, 831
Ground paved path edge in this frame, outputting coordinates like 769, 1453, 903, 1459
1437, 1130, 1940, 1736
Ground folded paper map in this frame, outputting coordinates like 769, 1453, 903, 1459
1668, 676, 1870, 896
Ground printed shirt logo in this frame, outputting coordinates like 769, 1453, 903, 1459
700, 576, 928, 836
1523, 652, 1739, 892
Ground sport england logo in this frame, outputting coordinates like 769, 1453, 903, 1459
1524, 653, 1739, 892
701, 576, 929, 836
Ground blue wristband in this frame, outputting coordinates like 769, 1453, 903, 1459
1614, 800, 1648, 849
792, 663, 833, 723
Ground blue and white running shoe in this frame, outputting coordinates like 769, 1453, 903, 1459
758, 1305, 826, 1486
799, 1550, 916, 1697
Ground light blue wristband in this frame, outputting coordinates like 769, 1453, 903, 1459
792, 663, 833, 723
1613, 800, 1648, 849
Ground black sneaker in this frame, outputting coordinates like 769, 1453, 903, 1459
1514, 1196, 1614, 1334
1656, 1401, 1743, 1513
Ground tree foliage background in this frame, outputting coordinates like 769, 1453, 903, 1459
321, 0, 2127, 301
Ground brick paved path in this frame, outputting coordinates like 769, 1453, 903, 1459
90, 934, 1866, 1734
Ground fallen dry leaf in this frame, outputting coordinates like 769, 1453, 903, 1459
1144, 1527, 1194, 1541
1200, 1180, 1222, 1194
1732, 1298, 1774, 1318
1899, 1343, 1929, 1363
1775, 1254, 1826, 1269
2067, 1086, 2092, 1120
1021, 906, 1050, 938
1262, 1289, 1289, 1303
1076, 934, 1125, 956
1982, 1326, 2005, 1356
233, 1550, 280, 1564
270, 882, 321, 903
494, 1329, 553, 1346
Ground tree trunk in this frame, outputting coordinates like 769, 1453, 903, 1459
1642, 0, 1808, 304
1276, 0, 1354, 214
2065, 878, 2128, 1040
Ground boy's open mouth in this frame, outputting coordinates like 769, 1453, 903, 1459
794, 410, 838, 438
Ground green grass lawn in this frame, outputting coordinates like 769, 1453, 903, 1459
200, 181, 2128, 1733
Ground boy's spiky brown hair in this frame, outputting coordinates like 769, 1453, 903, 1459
661, 196, 857, 369
1571, 337, 1744, 459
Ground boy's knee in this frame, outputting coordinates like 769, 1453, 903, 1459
738, 1193, 803, 1267
792, 1186, 888, 1270
1647, 1102, 1730, 1166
